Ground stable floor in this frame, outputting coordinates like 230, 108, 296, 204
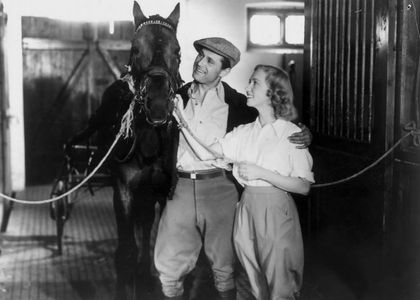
0, 185, 408, 300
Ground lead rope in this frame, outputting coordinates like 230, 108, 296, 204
0, 132, 122, 204
0, 74, 160, 205
0, 90, 141, 205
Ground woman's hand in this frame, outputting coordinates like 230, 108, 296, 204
173, 95, 186, 127
173, 94, 183, 114
237, 162, 265, 181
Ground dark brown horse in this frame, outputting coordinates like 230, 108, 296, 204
67, 2, 182, 299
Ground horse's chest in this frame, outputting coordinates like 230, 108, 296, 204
114, 133, 169, 192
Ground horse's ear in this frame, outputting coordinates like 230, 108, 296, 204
133, 1, 147, 30
167, 3, 180, 29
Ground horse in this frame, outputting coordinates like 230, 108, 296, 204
67, 2, 182, 299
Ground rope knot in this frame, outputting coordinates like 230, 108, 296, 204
404, 121, 420, 147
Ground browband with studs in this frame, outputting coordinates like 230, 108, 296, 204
135, 19, 175, 33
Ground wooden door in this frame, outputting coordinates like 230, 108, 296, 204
303, 0, 420, 297
22, 17, 132, 184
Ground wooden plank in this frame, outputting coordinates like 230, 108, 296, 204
22, 37, 87, 50
96, 45, 122, 80
97, 39, 131, 51
31, 49, 89, 144
22, 36, 130, 53
22, 16, 84, 40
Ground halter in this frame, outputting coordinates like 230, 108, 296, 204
119, 16, 181, 135
116, 72, 174, 163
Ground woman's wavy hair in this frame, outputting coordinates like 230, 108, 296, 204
254, 64, 297, 121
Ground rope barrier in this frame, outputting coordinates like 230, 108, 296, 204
1, 106, 418, 204
175, 106, 419, 189
0, 133, 121, 204
312, 132, 412, 188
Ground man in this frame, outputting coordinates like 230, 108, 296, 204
154, 37, 311, 300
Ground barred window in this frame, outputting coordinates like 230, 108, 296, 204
247, 3, 304, 53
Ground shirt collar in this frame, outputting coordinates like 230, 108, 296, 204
254, 117, 287, 138
188, 80, 225, 103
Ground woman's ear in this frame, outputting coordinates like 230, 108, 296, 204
266, 89, 272, 97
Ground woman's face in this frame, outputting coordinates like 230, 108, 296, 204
245, 68, 270, 109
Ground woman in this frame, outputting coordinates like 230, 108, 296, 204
175, 64, 314, 300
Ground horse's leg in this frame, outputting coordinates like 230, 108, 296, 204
132, 193, 160, 294
113, 180, 138, 300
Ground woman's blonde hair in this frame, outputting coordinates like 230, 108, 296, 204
254, 64, 297, 121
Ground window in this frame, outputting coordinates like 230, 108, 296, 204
285, 15, 304, 44
247, 3, 304, 53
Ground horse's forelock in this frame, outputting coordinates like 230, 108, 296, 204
130, 17, 180, 83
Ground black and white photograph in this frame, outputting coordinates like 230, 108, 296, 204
0, 0, 419, 299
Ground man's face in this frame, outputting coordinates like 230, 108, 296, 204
192, 48, 227, 85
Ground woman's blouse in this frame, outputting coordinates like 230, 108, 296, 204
218, 118, 315, 187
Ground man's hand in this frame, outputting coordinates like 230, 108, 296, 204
288, 123, 312, 149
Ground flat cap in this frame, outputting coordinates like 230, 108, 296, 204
193, 37, 241, 68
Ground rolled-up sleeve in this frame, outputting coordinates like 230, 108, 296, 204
289, 146, 315, 183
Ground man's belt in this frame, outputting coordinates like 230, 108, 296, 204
177, 169, 225, 180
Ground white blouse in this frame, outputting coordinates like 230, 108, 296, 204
219, 118, 315, 187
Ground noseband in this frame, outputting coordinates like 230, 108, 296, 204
136, 74, 175, 127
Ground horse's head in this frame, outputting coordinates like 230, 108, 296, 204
128, 1, 182, 126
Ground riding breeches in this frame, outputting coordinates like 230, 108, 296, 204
234, 186, 304, 300
154, 175, 239, 297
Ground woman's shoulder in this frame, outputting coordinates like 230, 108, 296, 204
273, 119, 302, 137
234, 119, 258, 132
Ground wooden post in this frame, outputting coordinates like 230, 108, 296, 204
0, 0, 11, 194
0, 0, 15, 235
84, 23, 98, 118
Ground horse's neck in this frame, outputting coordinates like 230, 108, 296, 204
136, 124, 169, 162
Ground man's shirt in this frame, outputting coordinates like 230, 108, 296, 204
177, 81, 228, 171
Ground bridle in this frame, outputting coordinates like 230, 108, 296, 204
126, 17, 182, 127
115, 17, 181, 163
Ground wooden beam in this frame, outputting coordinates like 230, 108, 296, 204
22, 37, 131, 52
96, 45, 122, 80
22, 37, 87, 50
97, 39, 131, 51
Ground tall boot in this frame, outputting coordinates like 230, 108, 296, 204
219, 289, 236, 300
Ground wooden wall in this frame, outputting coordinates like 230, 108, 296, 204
303, 0, 420, 298
22, 17, 132, 184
